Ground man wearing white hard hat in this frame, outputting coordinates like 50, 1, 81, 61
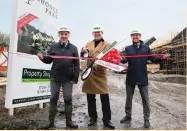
38, 25, 80, 129
120, 29, 169, 128
80, 24, 115, 129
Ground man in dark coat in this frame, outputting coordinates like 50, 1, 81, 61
120, 29, 168, 128
38, 25, 80, 129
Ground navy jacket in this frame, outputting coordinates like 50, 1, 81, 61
121, 41, 162, 86
40, 41, 80, 83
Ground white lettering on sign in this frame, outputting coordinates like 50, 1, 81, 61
95, 60, 126, 71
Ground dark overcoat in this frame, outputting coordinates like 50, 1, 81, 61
41, 41, 80, 83
121, 40, 162, 86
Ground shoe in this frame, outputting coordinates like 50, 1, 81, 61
103, 121, 115, 129
144, 120, 150, 128
66, 119, 78, 128
41, 105, 57, 129
41, 120, 55, 129
65, 99, 78, 129
120, 116, 131, 123
88, 118, 97, 126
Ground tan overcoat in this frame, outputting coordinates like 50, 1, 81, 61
82, 40, 110, 94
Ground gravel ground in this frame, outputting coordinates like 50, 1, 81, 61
0, 72, 186, 130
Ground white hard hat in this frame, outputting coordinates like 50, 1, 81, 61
131, 28, 141, 35
58, 25, 70, 33
92, 24, 103, 32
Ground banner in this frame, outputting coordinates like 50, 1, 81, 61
5, 0, 61, 108
95, 60, 127, 72
22, 68, 50, 82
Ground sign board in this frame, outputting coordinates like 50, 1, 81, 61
5, 0, 61, 108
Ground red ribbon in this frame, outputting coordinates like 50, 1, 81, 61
8, 52, 167, 60
121, 54, 166, 58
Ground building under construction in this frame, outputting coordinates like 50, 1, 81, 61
149, 27, 186, 75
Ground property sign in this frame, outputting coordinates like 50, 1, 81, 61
5, 0, 61, 108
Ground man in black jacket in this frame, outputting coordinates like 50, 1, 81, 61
38, 25, 80, 129
120, 29, 168, 128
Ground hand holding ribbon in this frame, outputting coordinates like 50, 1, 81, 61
161, 54, 170, 60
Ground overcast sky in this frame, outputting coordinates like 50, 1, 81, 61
0, 0, 186, 50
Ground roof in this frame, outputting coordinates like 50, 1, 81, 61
149, 31, 179, 49
171, 27, 186, 44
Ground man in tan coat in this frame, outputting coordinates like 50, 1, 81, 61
80, 24, 115, 129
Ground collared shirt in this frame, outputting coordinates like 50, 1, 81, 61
94, 38, 104, 48
133, 42, 140, 49
60, 41, 69, 49
62, 42, 68, 46
137, 43, 140, 49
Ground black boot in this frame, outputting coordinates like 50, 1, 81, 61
144, 120, 150, 128
88, 117, 97, 126
103, 120, 115, 129
41, 105, 57, 129
120, 116, 131, 123
87, 94, 98, 126
100, 94, 114, 129
65, 99, 78, 129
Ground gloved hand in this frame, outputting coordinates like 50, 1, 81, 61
71, 81, 76, 84
81, 47, 89, 58
82, 47, 89, 53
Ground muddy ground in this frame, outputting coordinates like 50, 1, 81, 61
0, 72, 186, 130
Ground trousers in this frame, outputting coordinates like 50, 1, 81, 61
50, 80, 73, 105
87, 94, 111, 122
125, 85, 150, 120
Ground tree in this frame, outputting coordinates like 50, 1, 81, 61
0, 31, 10, 47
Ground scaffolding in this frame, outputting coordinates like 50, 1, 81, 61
151, 28, 186, 75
